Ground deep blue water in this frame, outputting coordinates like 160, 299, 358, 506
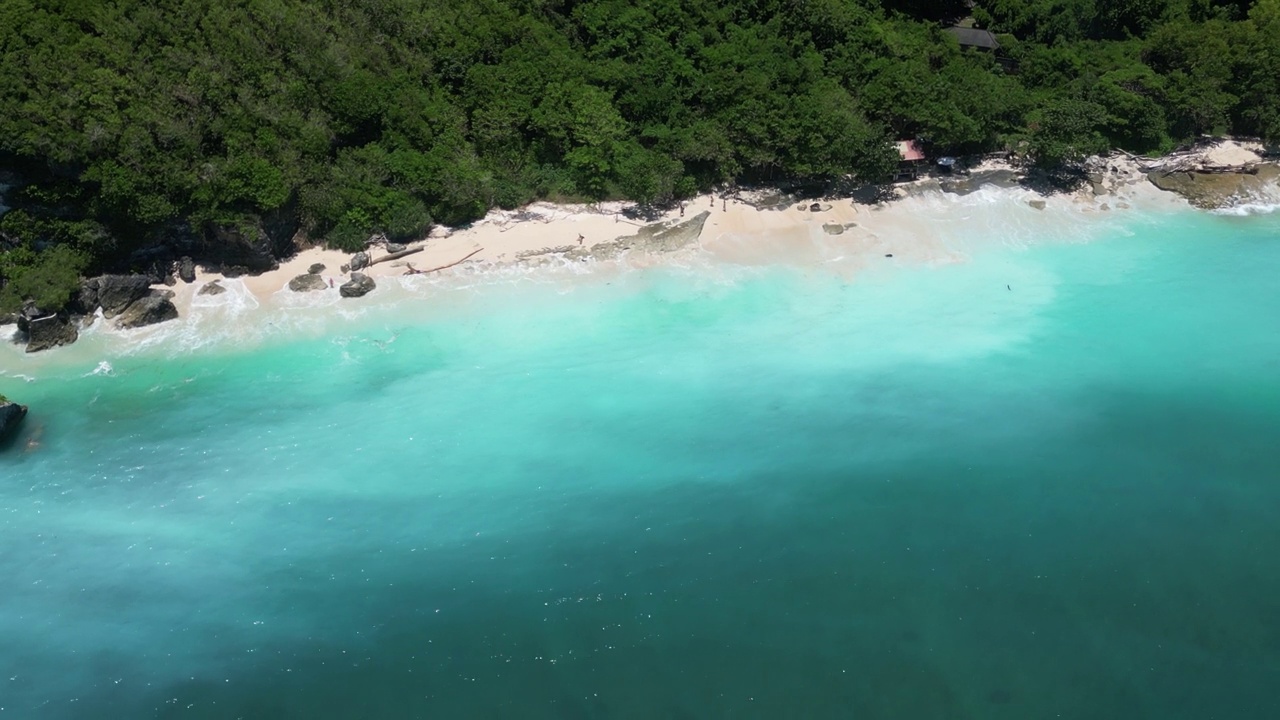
2, 204, 1279, 718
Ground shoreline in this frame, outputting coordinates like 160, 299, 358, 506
3, 142, 1279, 368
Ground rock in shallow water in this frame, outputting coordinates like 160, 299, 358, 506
288, 273, 327, 292
0, 399, 27, 444
339, 272, 376, 298
21, 312, 78, 353
116, 296, 178, 328
198, 281, 227, 296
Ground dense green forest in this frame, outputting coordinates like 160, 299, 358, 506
2, 0, 1279, 313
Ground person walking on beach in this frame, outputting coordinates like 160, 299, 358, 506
578, 234, 584, 246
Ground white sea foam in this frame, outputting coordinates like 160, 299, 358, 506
1211, 202, 1280, 216
85, 360, 114, 377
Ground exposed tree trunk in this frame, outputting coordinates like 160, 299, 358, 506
405, 248, 484, 275
370, 246, 425, 265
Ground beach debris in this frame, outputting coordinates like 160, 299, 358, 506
116, 296, 178, 329
349, 251, 371, 271
0, 397, 28, 447
339, 272, 376, 298
405, 247, 484, 275
198, 280, 226, 296
178, 256, 197, 283
371, 245, 425, 266
288, 273, 327, 292
308, 263, 326, 274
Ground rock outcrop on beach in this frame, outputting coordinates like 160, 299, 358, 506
349, 251, 371, 271
1148, 165, 1280, 209
1140, 140, 1277, 209
339, 272, 375, 297
199, 208, 299, 277
515, 210, 711, 264
18, 309, 78, 353
81, 275, 154, 317
288, 273, 327, 292
308, 263, 326, 274
116, 295, 179, 328
63, 274, 182, 335
0, 398, 28, 444
178, 256, 197, 283
198, 280, 227, 296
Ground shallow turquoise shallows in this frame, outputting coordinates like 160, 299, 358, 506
3, 204, 1280, 719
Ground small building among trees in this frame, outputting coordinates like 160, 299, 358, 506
895, 140, 926, 181
945, 27, 1000, 51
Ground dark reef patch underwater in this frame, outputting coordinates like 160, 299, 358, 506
3, 207, 1280, 719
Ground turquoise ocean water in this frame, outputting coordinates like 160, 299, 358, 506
2, 196, 1280, 718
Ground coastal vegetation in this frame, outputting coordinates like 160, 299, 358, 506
2, 0, 1279, 313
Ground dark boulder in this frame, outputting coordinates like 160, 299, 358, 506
288, 273, 328, 292
20, 310, 79, 353
200, 206, 300, 275
81, 275, 154, 318
178, 256, 197, 283
0, 399, 28, 445
116, 296, 178, 328
198, 281, 227, 296
152, 288, 176, 300
308, 263, 326, 274
339, 272, 376, 298
385, 242, 407, 254
349, 251, 371, 271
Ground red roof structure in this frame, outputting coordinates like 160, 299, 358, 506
896, 140, 925, 162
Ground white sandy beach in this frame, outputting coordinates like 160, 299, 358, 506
177, 151, 1192, 313
3, 141, 1276, 368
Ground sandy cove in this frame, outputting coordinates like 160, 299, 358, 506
170, 141, 1277, 315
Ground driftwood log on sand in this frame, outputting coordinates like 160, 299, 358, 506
404, 248, 484, 275
370, 246, 425, 266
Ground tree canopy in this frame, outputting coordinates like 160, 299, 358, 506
3, 0, 1280, 311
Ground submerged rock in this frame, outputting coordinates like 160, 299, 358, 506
1027, 199, 1047, 210
116, 296, 178, 328
339, 272, 375, 298
0, 399, 27, 444
198, 280, 227, 296
288, 273, 327, 292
